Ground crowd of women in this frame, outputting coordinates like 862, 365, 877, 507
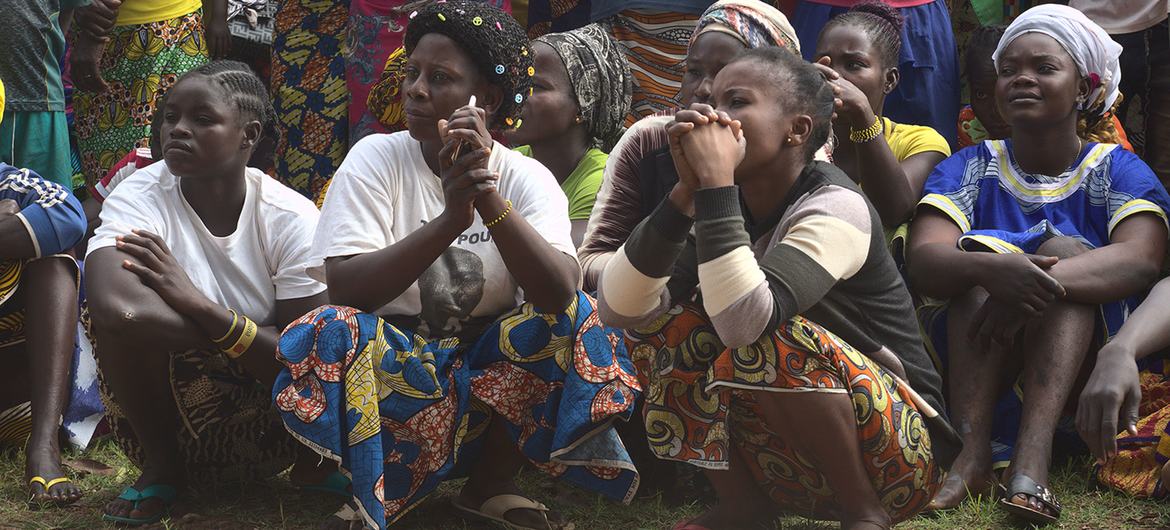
2, 0, 1170, 529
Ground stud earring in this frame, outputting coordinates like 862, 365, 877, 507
575, 116, 583, 124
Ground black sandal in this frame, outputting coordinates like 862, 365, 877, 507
999, 474, 1061, 525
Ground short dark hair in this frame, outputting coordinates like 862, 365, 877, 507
823, 0, 904, 70
405, 0, 532, 129
965, 25, 1006, 82
732, 47, 834, 162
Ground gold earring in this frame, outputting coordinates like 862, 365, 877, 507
575, 116, 583, 124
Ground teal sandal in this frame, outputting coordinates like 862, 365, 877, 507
101, 484, 178, 526
298, 471, 351, 498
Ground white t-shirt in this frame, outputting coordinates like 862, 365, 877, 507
88, 163, 326, 326
310, 131, 574, 339
1070, 0, 1167, 34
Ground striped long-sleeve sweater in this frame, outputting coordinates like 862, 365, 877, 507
598, 161, 957, 461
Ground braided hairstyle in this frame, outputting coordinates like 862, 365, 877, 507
404, 0, 533, 129
823, 0, 904, 70
183, 60, 280, 148
735, 47, 835, 162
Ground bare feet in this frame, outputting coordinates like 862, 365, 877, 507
25, 435, 82, 507
926, 447, 997, 511
456, 480, 569, 529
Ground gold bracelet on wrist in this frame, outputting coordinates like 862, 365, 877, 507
211, 308, 239, 344
848, 115, 883, 144
223, 316, 258, 359
484, 199, 513, 228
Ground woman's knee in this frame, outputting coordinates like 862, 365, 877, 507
1035, 236, 1089, 259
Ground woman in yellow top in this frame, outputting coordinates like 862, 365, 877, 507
505, 24, 633, 248
69, 0, 225, 185
813, 1, 951, 229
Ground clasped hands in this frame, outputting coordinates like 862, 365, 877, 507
667, 104, 746, 193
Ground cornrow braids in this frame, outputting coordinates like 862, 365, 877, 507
185, 60, 281, 148
404, 0, 532, 130
735, 47, 835, 162
824, 0, 904, 70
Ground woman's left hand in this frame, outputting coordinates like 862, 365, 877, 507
1077, 345, 1142, 463
116, 229, 211, 317
674, 104, 744, 189
814, 59, 877, 132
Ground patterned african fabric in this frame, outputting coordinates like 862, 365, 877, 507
956, 105, 1136, 152
625, 303, 942, 522
604, 10, 698, 123
274, 292, 641, 529
535, 24, 633, 152
270, 0, 350, 202
72, 9, 208, 187
0, 257, 105, 449
97, 345, 298, 484
1096, 358, 1170, 498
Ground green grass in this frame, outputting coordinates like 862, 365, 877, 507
0, 440, 1167, 529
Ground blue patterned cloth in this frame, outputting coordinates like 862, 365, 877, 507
274, 291, 640, 529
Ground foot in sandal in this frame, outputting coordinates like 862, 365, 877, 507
454, 481, 569, 530
25, 438, 81, 508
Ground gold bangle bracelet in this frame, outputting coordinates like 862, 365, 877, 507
211, 308, 239, 344
223, 316, 258, 359
484, 199, 513, 228
848, 115, 883, 144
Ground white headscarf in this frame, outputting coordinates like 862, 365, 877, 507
992, 4, 1123, 113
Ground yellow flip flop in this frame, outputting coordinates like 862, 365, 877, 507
28, 475, 80, 509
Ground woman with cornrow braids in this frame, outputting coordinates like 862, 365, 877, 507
85, 61, 337, 526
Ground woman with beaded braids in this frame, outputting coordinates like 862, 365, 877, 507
85, 61, 332, 526
274, 2, 640, 529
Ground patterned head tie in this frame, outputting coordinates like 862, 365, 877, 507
689, 0, 801, 55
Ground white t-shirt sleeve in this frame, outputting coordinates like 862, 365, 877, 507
500, 151, 577, 260
264, 186, 328, 301
87, 169, 166, 257
308, 135, 398, 282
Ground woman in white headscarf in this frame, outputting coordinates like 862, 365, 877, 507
908, 4, 1170, 523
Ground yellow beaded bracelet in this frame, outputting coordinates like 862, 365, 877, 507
484, 200, 513, 228
848, 115, 883, 144
223, 316, 258, 359
211, 308, 239, 344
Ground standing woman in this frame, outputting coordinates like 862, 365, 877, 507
505, 23, 633, 248
579, 0, 803, 291
812, 1, 950, 230
70, 0, 215, 185
274, 3, 639, 529
85, 62, 330, 525
908, 5, 1170, 522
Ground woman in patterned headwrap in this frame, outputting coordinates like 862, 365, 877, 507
274, 3, 639, 528
505, 23, 632, 248
579, 0, 804, 292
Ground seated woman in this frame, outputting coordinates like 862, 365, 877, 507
273, 3, 639, 529
1080, 276, 1170, 499
598, 47, 957, 530
504, 23, 633, 248
0, 107, 89, 507
811, 1, 950, 230
907, 5, 1170, 523
580, 0, 804, 291
85, 61, 333, 526
957, 24, 1133, 152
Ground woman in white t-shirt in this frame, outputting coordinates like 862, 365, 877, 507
84, 62, 332, 526
274, 3, 639, 529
